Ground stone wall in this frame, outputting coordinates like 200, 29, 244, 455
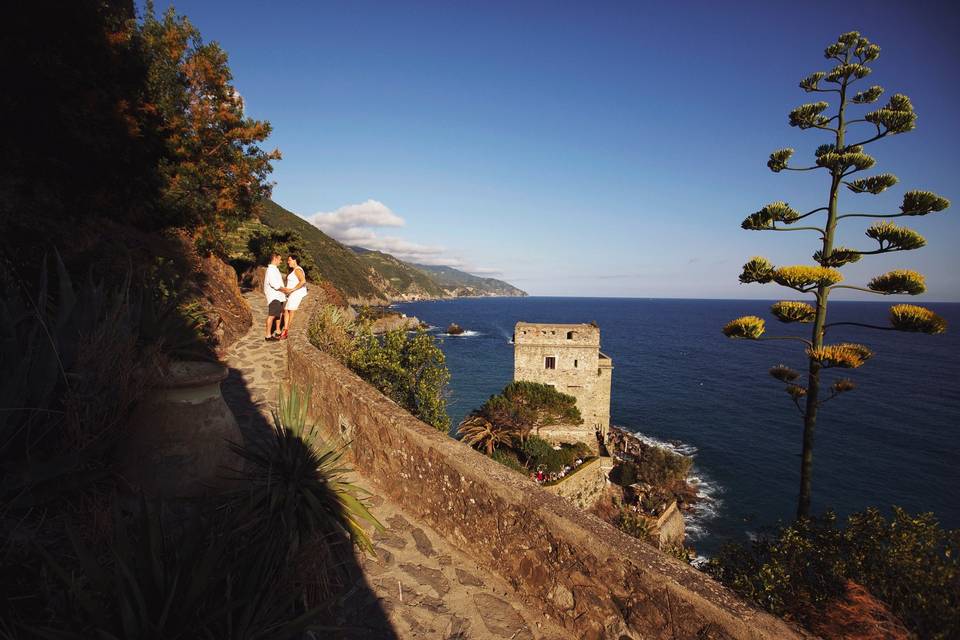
288, 299, 807, 640
654, 501, 686, 549
513, 322, 612, 450
542, 457, 607, 510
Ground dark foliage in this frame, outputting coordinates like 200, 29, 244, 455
247, 227, 320, 282
610, 448, 691, 487
706, 507, 960, 639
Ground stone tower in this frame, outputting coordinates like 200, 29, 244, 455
513, 322, 613, 451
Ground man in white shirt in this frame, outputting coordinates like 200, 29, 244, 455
263, 253, 287, 341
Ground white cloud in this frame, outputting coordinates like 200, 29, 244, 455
307, 199, 502, 277
309, 199, 404, 240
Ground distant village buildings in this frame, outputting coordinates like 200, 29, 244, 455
513, 321, 613, 452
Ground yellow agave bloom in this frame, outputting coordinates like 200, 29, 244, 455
773, 265, 843, 290
889, 304, 947, 334
771, 300, 816, 323
868, 270, 926, 295
807, 343, 873, 369
722, 316, 766, 339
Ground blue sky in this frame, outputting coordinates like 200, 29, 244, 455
151, 1, 960, 299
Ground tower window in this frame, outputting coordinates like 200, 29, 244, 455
574, 359, 578, 368
544, 356, 556, 370
567, 331, 575, 340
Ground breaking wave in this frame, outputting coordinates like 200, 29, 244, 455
614, 427, 723, 543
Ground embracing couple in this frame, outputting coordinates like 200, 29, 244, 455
263, 253, 308, 341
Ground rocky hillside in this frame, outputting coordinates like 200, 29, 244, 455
236, 199, 526, 303
351, 247, 448, 300
257, 199, 388, 304
413, 264, 527, 297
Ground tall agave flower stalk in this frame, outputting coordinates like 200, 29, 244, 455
723, 31, 950, 520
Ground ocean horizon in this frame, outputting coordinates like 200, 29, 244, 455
395, 296, 960, 555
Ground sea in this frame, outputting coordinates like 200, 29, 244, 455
393, 297, 960, 555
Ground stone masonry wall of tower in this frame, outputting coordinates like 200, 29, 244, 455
513, 322, 613, 452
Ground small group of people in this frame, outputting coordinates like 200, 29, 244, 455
530, 457, 585, 484
263, 253, 308, 341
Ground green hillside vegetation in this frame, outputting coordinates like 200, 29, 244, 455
414, 263, 527, 297
258, 199, 386, 302
353, 248, 446, 298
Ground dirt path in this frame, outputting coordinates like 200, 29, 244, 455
222, 292, 564, 640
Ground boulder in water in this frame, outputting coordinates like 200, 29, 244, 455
446, 323, 465, 335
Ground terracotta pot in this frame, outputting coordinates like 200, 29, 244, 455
121, 361, 242, 498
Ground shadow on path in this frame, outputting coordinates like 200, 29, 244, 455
222, 334, 398, 639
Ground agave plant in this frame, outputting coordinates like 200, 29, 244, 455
228, 384, 384, 556
723, 31, 950, 519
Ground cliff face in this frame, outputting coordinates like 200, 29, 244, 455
197, 253, 251, 356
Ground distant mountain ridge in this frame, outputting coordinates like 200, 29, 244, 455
411, 263, 527, 298
255, 199, 526, 303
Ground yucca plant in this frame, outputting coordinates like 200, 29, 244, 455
723, 31, 950, 519
227, 384, 384, 556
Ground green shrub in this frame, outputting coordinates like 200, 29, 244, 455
308, 303, 356, 363
617, 507, 655, 543
470, 381, 581, 442
706, 507, 960, 639
491, 449, 527, 474
611, 447, 692, 488
521, 435, 553, 461
349, 327, 450, 432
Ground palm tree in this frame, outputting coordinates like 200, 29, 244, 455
456, 414, 518, 456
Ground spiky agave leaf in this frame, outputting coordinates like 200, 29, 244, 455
231, 385, 385, 556
845, 173, 898, 194
739, 256, 775, 284
900, 190, 950, 216
889, 304, 947, 334
807, 343, 873, 368
722, 316, 765, 339
789, 102, 830, 129
865, 221, 926, 251
799, 71, 826, 92
851, 85, 883, 104
769, 364, 801, 382
771, 301, 816, 323
865, 93, 916, 134
741, 202, 801, 230
773, 265, 843, 291
767, 148, 794, 173
868, 270, 926, 295
814, 247, 862, 268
